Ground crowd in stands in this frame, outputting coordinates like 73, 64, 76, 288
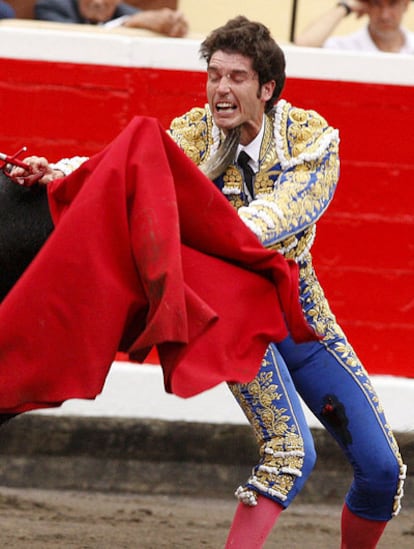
1, 1, 413, 53
0, 0, 188, 37
0, 0, 14, 18
294, 0, 414, 53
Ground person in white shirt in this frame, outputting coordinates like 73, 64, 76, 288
294, 0, 414, 53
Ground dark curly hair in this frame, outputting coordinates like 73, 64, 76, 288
200, 16, 286, 112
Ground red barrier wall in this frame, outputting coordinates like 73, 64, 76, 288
0, 25, 413, 377
284, 78, 414, 377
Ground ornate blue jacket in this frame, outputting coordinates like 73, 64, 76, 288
169, 99, 339, 256
169, 99, 341, 339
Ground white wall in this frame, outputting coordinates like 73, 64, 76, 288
36, 361, 414, 433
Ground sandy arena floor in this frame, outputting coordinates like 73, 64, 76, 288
0, 487, 412, 548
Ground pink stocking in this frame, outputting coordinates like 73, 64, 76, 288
341, 503, 387, 549
225, 496, 283, 548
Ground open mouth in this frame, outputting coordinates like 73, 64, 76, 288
216, 102, 237, 112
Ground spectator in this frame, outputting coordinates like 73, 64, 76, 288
294, 0, 414, 53
35, 0, 189, 37
0, 0, 15, 19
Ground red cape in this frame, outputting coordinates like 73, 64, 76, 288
0, 117, 316, 413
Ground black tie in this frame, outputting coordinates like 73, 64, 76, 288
237, 151, 254, 198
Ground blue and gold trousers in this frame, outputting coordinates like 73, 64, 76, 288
229, 337, 406, 521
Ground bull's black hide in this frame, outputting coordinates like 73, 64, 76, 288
0, 172, 54, 300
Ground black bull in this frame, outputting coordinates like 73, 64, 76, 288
0, 171, 54, 301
